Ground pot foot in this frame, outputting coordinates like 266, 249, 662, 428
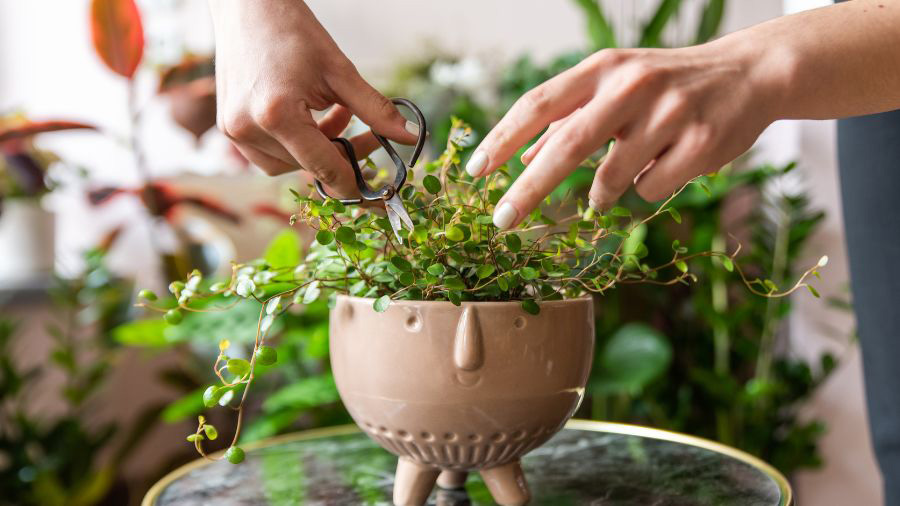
436, 470, 468, 489
479, 460, 530, 506
393, 457, 440, 506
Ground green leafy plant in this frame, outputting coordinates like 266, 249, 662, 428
134, 119, 825, 463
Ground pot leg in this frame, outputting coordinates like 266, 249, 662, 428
436, 469, 468, 489
393, 457, 440, 506
479, 460, 530, 506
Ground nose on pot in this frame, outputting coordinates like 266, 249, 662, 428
453, 306, 483, 371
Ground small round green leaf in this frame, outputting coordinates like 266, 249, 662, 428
390, 256, 413, 272
138, 289, 157, 301
315, 230, 335, 245
521, 299, 540, 315
335, 226, 355, 243
224, 446, 245, 464
476, 264, 496, 279
505, 234, 522, 253
164, 309, 183, 325
519, 267, 539, 280
427, 263, 446, 276
202, 385, 223, 408
227, 358, 251, 377
423, 175, 442, 194
373, 295, 391, 313
255, 346, 278, 366
445, 225, 465, 242
203, 424, 218, 440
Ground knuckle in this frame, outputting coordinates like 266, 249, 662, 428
520, 86, 552, 116
588, 48, 627, 68
311, 167, 337, 185
221, 111, 253, 141
686, 123, 716, 154
252, 95, 296, 132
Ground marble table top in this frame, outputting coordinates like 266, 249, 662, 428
144, 419, 791, 506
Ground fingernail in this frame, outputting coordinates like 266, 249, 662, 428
466, 150, 488, 178
493, 202, 518, 230
588, 198, 601, 211
521, 143, 536, 163
405, 120, 420, 136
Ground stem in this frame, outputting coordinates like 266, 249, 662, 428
755, 196, 791, 385
711, 233, 732, 444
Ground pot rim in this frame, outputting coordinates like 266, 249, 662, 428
335, 293, 593, 308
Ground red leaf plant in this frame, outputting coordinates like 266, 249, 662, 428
88, 182, 241, 225
90, 0, 144, 79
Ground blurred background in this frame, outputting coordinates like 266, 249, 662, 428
0, 0, 878, 504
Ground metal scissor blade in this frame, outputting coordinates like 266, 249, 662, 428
385, 194, 414, 243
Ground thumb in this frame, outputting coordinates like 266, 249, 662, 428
331, 65, 420, 145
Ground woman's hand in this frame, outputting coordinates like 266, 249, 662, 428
467, 40, 787, 229
208, 0, 419, 198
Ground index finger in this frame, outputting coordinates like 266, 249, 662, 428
491, 97, 625, 229
272, 118, 362, 200
466, 63, 595, 178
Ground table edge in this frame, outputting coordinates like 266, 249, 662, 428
142, 419, 792, 506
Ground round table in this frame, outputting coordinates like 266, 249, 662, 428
144, 419, 791, 506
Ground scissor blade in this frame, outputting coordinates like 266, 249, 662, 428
385, 204, 403, 243
386, 194, 415, 230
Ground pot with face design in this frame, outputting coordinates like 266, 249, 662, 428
330, 295, 595, 506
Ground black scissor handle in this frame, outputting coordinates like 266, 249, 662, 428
314, 98, 427, 205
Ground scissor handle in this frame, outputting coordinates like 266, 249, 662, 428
314, 98, 427, 205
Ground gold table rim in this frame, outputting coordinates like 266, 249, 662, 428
142, 419, 792, 506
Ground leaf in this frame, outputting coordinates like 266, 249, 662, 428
263, 229, 301, 268
161, 389, 204, 423
302, 280, 321, 304
263, 375, 339, 412
610, 206, 631, 217
202, 386, 223, 408
806, 285, 821, 298
505, 234, 522, 253
667, 207, 682, 224
112, 318, 168, 347
427, 263, 446, 276
572, 0, 617, 49
593, 323, 672, 395
675, 260, 688, 273
315, 230, 334, 245
390, 256, 413, 272
445, 225, 465, 242
90, 0, 144, 78
521, 299, 540, 315
444, 276, 466, 290
423, 175, 442, 194
265, 296, 281, 315
721, 257, 734, 272
373, 295, 391, 313
476, 264, 496, 279
335, 226, 355, 243
695, 0, 725, 44
0, 121, 97, 143
448, 291, 462, 306
519, 267, 539, 280
226, 358, 251, 377
260, 314, 275, 333
639, 0, 682, 47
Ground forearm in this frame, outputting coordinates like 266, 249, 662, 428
722, 0, 900, 120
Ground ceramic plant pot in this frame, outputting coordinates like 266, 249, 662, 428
0, 198, 54, 287
330, 295, 594, 505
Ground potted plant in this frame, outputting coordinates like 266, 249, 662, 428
0, 116, 95, 287
138, 119, 826, 505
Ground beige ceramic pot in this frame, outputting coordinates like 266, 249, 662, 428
330, 295, 595, 505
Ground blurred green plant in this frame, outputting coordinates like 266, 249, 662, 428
585, 162, 839, 474
0, 246, 162, 506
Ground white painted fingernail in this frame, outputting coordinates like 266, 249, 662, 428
521, 143, 536, 162
405, 120, 420, 136
588, 198, 600, 211
466, 150, 488, 177
493, 202, 518, 230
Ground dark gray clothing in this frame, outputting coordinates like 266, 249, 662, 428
838, 109, 900, 504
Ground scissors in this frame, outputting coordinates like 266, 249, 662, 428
314, 97, 427, 243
